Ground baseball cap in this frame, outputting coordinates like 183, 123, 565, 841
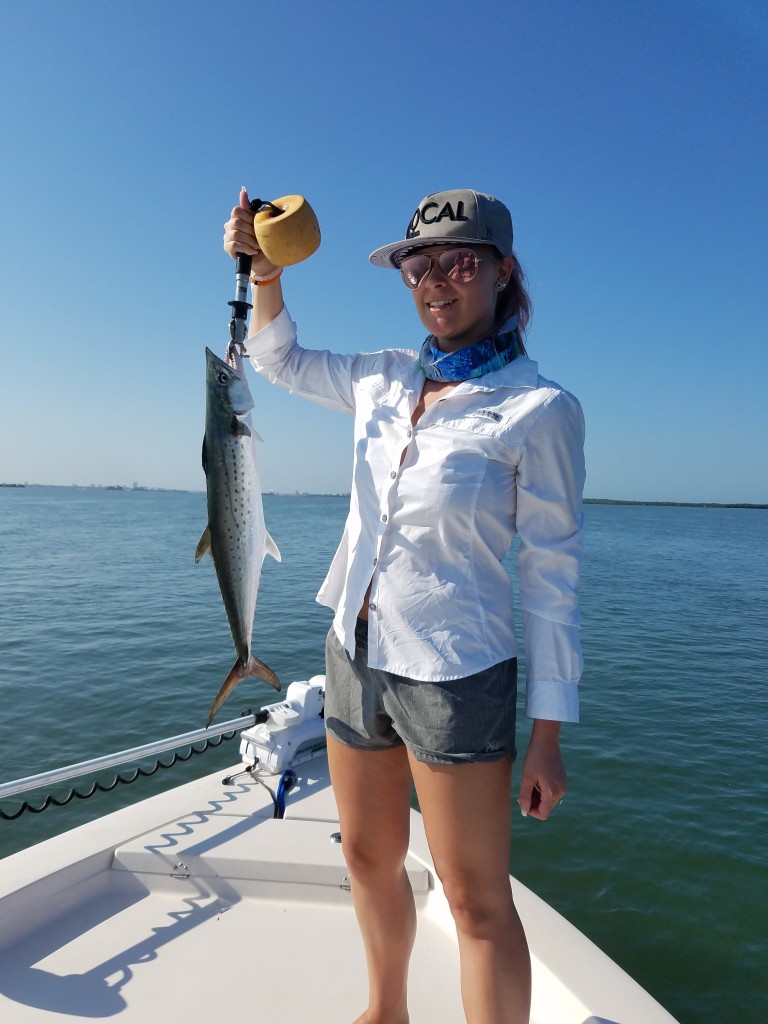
369, 188, 513, 268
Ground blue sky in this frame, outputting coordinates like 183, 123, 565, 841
1, 0, 766, 502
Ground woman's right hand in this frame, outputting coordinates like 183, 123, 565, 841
223, 187, 280, 280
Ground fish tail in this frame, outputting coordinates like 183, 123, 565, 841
243, 655, 281, 692
206, 656, 281, 727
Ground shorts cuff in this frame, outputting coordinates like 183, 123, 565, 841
325, 722, 404, 754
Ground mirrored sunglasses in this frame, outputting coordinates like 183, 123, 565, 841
398, 247, 491, 290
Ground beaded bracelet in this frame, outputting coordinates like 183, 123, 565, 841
250, 268, 284, 287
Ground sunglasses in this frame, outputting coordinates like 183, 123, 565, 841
398, 247, 492, 290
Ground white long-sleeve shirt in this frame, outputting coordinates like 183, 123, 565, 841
245, 307, 585, 722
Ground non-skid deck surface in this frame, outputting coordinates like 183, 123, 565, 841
0, 872, 463, 1021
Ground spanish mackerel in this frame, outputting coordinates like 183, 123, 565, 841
196, 344, 281, 726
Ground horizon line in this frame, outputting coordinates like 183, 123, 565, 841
1, 482, 766, 510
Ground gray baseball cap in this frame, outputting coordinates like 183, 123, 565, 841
369, 188, 513, 268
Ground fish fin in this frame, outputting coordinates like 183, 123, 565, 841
252, 428, 264, 442
265, 531, 281, 562
230, 414, 251, 438
244, 656, 281, 691
205, 656, 281, 727
206, 659, 246, 726
195, 525, 212, 563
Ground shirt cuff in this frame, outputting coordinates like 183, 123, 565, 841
243, 306, 295, 370
522, 610, 582, 722
525, 679, 580, 722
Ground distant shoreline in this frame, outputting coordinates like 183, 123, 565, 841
1, 483, 765, 509
583, 498, 768, 510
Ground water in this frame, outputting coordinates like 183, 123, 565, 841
0, 487, 766, 1024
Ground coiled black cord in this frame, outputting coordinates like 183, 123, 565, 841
0, 730, 238, 821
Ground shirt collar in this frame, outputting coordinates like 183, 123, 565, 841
453, 355, 539, 392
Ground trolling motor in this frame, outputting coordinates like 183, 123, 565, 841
228, 194, 321, 359
239, 677, 327, 774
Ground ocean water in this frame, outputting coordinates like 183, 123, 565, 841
0, 486, 766, 1024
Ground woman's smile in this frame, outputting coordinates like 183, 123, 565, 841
424, 298, 457, 320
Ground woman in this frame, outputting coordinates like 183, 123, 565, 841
223, 187, 585, 1024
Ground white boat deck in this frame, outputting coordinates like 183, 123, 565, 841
0, 753, 678, 1023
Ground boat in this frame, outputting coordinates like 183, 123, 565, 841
0, 676, 679, 1023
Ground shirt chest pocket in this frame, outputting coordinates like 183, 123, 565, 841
397, 416, 518, 530
426, 411, 517, 463
404, 413, 517, 510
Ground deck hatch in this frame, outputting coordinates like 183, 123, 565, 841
112, 813, 432, 892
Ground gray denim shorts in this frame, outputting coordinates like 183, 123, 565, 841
324, 621, 517, 765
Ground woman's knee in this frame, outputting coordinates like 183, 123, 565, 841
341, 828, 410, 884
440, 871, 515, 938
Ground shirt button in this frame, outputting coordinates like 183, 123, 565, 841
407, 429, 412, 438
390, 471, 397, 479
369, 602, 377, 611
372, 557, 377, 566
381, 513, 388, 523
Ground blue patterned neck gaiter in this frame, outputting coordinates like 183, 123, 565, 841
418, 316, 520, 383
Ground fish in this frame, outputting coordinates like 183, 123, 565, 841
196, 345, 281, 726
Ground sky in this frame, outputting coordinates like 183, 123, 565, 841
0, 0, 766, 503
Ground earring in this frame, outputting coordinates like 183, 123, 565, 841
496, 280, 506, 290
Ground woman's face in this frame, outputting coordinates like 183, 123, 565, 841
405, 245, 514, 351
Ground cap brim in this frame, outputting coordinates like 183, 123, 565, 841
369, 235, 499, 268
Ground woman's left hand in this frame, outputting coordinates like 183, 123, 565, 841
518, 720, 567, 820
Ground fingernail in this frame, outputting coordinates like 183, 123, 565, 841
520, 807, 527, 817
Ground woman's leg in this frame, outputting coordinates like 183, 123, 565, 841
408, 755, 531, 1024
327, 735, 416, 1024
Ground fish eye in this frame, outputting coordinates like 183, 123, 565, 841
216, 370, 229, 385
